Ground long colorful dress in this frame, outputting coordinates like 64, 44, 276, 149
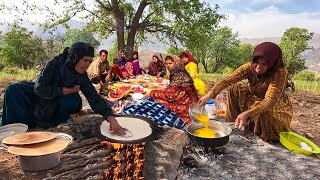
125, 62, 134, 76
210, 62, 292, 141
150, 67, 199, 124
185, 62, 208, 96
181, 51, 208, 96
147, 61, 165, 77
131, 60, 142, 75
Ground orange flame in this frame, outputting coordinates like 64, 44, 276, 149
102, 142, 146, 179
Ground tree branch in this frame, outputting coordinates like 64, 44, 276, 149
131, 0, 149, 29
95, 0, 112, 12
83, 8, 103, 19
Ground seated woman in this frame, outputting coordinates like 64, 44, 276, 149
118, 49, 127, 66
199, 42, 292, 141
146, 55, 165, 77
2, 42, 125, 136
180, 50, 208, 96
150, 56, 199, 124
128, 51, 144, 76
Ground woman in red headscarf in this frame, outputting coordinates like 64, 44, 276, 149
199, 42, 292, 141
150, 55, 199, 124
180, 50, 208, 96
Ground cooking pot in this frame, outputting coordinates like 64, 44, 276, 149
186, 120, 232, 148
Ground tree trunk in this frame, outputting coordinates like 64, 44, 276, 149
126, 0, 149, 57
112, 0, 125, 51
212, 57, 221, 73
126, 28, 136, 57
115, 19, 125, 51
202, 60, 208, 73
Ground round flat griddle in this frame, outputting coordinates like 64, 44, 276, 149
96, 115, 163, 144
7, 139, 70, 156
2, 132, 56, 146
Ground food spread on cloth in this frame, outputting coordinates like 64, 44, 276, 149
107, 85, 132, 100
193, 113, 216, 138
100, 117, 152, 141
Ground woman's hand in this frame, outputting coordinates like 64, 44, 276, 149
198, 91, 215, 106
235, 111, 250, 129
63, 85, 80, 95
106, 116, 126, 136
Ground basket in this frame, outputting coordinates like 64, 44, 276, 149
279, 131, 320, 156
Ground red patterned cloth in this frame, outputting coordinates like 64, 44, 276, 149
150, 85, 198, 124
125, 62, 134, 76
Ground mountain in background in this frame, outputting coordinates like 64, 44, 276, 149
240, 34, 320, 72
1, 20, 319, 72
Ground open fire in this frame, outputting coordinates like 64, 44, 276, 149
101, 142, 146, 179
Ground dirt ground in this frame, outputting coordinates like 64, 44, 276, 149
0, 79, 319, 179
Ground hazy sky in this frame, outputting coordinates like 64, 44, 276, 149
0, 0, 319, 39
208, 0, 320, 38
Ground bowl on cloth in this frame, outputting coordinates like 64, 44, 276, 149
279, 131, 320, 156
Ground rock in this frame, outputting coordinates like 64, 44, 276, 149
305, 103, 311, 107
305, 132, 315, 139
143, 126, 188, 180
298, 103, 304, 107
291, 99, 299, 104
296, 113, 304, 117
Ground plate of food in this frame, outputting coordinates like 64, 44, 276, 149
132, 86, 146, 94
131, 93, 144, 100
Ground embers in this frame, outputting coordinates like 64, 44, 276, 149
102, 142, 145, 180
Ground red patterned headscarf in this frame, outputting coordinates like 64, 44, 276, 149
180, 50, 198, 66
251, 42, 284, 77
169, 67, 194, 87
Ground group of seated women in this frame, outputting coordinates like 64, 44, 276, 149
2, 41, 292, 141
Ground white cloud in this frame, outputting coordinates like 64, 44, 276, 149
220, 6, 320, 38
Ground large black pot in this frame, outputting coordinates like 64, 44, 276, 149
186, 121, 232, 148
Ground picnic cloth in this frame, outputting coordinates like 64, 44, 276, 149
123, 96, 186, 129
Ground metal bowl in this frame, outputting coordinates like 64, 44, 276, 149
189, 103, 209, 122
186, 121, 232, 148
18, 133, 73, 171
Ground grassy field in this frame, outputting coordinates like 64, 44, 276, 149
200, 73, 320, 94
0, 68, 36, 82
0, 69, 319, 94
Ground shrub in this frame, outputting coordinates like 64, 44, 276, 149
293, 71, 315, 81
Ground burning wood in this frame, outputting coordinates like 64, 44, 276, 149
103, 142, 146, 179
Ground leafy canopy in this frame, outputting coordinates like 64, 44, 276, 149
280, 27, 314, 75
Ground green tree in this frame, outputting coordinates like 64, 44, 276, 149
233, 43, 254, 68
206, 27, 240, 73
0, 24, 47, 69
62, 28, 100, 48
108, 40, 119, 64
4, 0, 223, 55
166, 46, 184, 56
279, 27, 314, 75
171, 3, 224, 73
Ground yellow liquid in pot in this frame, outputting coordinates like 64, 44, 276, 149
194, 113, 216, 138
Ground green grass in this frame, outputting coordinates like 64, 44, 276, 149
0, 68, 36, 81
199, 73, 227, 83
294, 80, 320, 94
